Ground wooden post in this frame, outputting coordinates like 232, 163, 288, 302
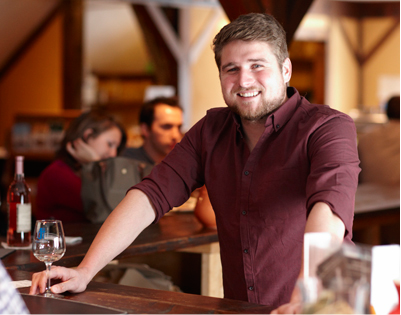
63, 0, 83, 110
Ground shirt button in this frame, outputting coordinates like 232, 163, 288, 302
248, 286, 254, 291
276, 124, 280, 129
244, 170, 249, 176
244, 249, 249, 254
242, 211, 247, 215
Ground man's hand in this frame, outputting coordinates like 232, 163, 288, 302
66, 139, 100, 164
271, 203, 345, 314
29, 266, 90, 295
270, 302, 302, 314
270, 283, 303, 314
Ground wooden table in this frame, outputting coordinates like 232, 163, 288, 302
3, 212, 222, 297
8, 270, 273, 314
353, 183, 400, 245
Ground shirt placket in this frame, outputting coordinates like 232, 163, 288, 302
239, 122, 275, 304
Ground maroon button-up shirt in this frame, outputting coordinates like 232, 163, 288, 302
133, 88, 360, 308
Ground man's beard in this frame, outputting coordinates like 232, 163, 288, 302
227, 93, 285, 122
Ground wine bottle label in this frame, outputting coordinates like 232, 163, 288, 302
16, 203, 31, 233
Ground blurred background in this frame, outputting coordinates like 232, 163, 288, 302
0, 0, 399, 293
0, 0, 398, 143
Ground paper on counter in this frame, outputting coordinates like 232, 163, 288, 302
65, 236, 83, 245
1, 242, 31, 250
12, 280, 32, 289
2, 236, 82, 250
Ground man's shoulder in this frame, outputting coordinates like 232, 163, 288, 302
298, 98, 353, 124
206, 107, 231, 116
199, 107, 237, 130
203, 107, 236, 123
184, 107, 236, 141
285, 88, 353, 125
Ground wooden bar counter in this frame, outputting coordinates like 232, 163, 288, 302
353, 183, 400, 245
3, 212, 223, 298
8, 269, 274, 314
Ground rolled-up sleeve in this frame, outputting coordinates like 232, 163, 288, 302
130, 118, 206, 223
306, 114, 360, 238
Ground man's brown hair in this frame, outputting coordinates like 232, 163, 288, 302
213, 13, 288, 71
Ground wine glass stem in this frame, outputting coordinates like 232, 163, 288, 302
45, 262, 52, 293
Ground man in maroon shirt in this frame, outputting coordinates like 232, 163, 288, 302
30, 13, 360, 314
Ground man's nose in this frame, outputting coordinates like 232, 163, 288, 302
238, 70, 255, 88
172, 127, 182, 142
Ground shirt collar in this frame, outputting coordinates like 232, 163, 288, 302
268, 87, 300, 132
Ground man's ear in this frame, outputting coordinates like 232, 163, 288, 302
282, 58, 292, 85
82, 128, 94, 142
140, 123, 150, 139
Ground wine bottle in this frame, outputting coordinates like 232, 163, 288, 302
7, 156, 32, 246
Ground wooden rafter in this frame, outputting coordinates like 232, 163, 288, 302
362, 18, 400, 65
0, 1, 64, 81
131, 5, 178, 88
217, 0, 265, 22
330, 1, 400, 19
338, 16, 400, 66
63, 0, 84, 110
337, 13, 400, 107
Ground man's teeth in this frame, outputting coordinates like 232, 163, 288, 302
239, 91, 259, 97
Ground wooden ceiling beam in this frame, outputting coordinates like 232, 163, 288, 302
218, 0, 265, 22
330, 2, 400, 19
263, 0, 314, 44
131, 5, 178, 88
63, 0, 84, 110
0, 0, 64, 82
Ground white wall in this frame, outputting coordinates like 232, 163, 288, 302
190, 8, 228, 126
326, 17, 360, 114
84, 0, 151, 74
363, 17, 400, 109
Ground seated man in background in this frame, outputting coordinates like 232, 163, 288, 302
358, 96, 400, 185
123, 96, 183, 165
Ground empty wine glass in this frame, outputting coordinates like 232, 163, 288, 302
32, 220, 66, 298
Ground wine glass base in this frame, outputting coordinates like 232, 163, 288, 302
42, 292, 64, 299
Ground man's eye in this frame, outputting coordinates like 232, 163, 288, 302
252, 64, 262, 69
227, 68, 238, 73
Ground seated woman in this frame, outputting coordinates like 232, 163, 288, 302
35, 110, 127, 223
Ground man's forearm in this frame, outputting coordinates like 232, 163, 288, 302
305, 202, 345, 240
77, 189, 157, 281
297, 202, 345, 279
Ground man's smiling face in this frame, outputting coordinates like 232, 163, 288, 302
219, 40, 292, 122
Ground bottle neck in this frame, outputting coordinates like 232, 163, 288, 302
14, 173, 24, 180
15, 156, 24, 179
